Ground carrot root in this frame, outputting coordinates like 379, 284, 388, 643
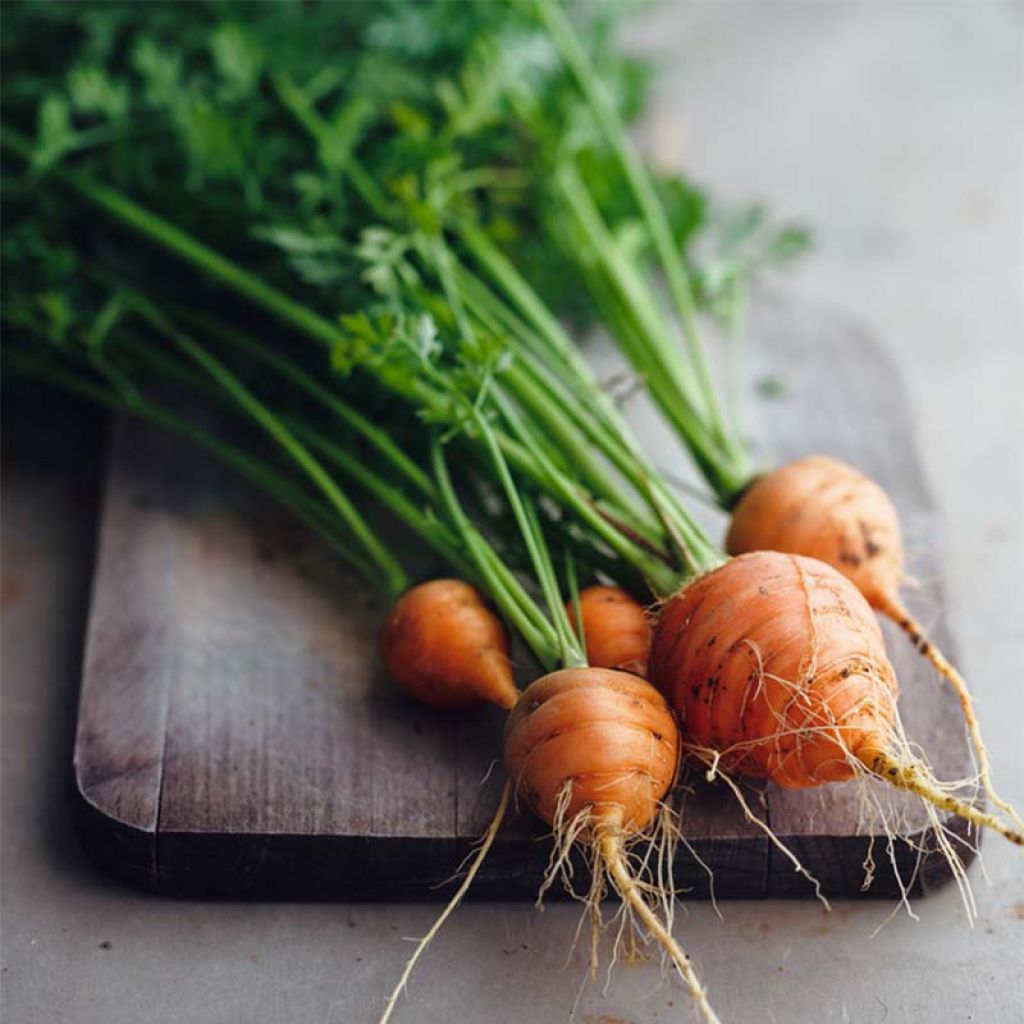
693, 747, 831, 911
377, 780, 512, 1024
878, 591, 1024, 834
600, 822, 721, 1024
540, 790, 720, 1024
860, 747, 1024, 847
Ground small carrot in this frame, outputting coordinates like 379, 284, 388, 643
567, 585, 651, 677
649, 550, 1023, 846
505, 667, 717, 1023
380, 579, 518, 711
726, 455, 1022, 830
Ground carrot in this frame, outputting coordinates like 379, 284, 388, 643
380, 579, 518, 711
505, 667, 717, 1023
726, 455, 1022, 830
378, 437, 724, 1024
567, 585, 651, 676
649, 550, 1024, 847
381, 663, 721, 1024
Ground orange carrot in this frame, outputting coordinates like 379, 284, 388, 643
567, 585, 651, 677
726, 455, 1022, 830
505, 667, 677, 830
649, 550, 1023, 845
726, 456, 902, 613
381, 663, 720, 1024
381, 579, 518, 711
505, 667, 718, 1023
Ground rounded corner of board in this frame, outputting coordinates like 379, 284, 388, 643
70, 773, 169, 896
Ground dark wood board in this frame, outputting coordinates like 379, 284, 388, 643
71, 298, 976, 900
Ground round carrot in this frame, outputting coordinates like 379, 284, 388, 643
726, 455, 902, 612
649, 551, 1023, 845
505, 667, 718, 1023
567, 585, 651, 677
726, 455, 1022, 830
505, 667, 677, 829
381, 579, 518, 711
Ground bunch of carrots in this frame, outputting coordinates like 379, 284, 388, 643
3, 2, 1020, 1022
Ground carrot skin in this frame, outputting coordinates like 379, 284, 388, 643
650, 551, 897, 788
504, 667, 678, 831
726, 455, 903, 612
381, 579, 518, 711
568, 585, 651, 676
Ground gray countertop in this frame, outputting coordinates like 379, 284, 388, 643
2, 4, 1022, 1023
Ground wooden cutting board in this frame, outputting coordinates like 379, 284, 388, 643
71, 298, 976, 901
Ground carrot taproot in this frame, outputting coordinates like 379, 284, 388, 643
380, 579, 518, 711
726, 455, 1022, 830
649, 550, 1023, 846
381, 665, 721, 1024
505, 667, 718, 1023
567, 585, 651, 677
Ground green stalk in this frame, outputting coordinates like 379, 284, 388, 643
452, 257, 644, 470
454, 221, 669, 470
3, 126, 344, 349
455, 219, 582, 372
123, 298, 410, 600
521, 497, 586, 667
457, 182, 749, 514
554, 162, 751, 502
431, 439, 559, 667
110, 313, 526, 592
169, 307, 437, 501
501, 360, 651, 530
284, 417, 474, 579
111, 322, 469, 580
554, 162, 705, 417
535, 0, 729, 443
492, 391, 681, 595
420, 232, 662, 540
452, 257, 709, 562
471, 410, 585, 669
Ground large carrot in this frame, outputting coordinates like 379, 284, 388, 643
648, 550, 1023, 847
725, 455, 1021, 830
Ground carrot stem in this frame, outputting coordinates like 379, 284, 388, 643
535, 0, 731, 450
470, 411, 586, 669
170, 307, 437, 502
431, 439, 559, 667
124, 297, 411, 600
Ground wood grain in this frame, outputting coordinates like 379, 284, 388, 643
72, 300, 976, 900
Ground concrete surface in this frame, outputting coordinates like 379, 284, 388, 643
2, 4, 1022, 1022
